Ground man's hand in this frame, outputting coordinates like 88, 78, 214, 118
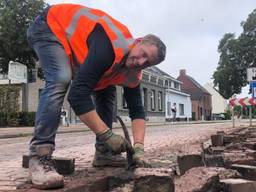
97, 129, 134, 155
133, 143, 151, 168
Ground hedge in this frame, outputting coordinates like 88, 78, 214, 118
0, 112, 36, 127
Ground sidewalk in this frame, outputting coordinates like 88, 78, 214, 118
0, 121, 167, 139
0, 120, 235, 139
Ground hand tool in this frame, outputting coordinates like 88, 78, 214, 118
116, 116, 136, 170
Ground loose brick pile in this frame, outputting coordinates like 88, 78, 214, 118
175, 127, 256, 192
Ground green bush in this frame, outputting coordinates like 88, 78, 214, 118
8, 112, 20, 127
0, 85, 20, 113
19, 112, 36, 126
222, 112, 231, 120
0, 112, 8, 127
0, 112, 36, 127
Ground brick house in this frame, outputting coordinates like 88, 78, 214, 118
177, 69, 212, 120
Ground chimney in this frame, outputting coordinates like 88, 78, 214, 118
180, 69, 186, 76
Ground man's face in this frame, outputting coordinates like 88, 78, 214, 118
125, 42, 158, 69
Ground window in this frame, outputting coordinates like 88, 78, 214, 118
158, 79, 164, 86
150, 90, 155, 111
150, 76, 157, 84
142, 73, 149, 82
158, 91, 163, 111
142, 88, 147, 107
165, 80, 169, 87
179, 103, 184, 116
174, 82, 179, 89
122, 88, 127, 109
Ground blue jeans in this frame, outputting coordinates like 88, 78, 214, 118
27, 9, 116, 155
27, 10, 72, 155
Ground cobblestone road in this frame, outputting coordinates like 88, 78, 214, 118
0, 121, 246, 191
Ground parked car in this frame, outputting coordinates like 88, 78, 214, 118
212, 113, 225, 120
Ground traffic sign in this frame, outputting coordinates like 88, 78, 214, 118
8, 61, 27, 83
247, 67, 256, 82
250, 82, 256, 98
229, 98, 256, 106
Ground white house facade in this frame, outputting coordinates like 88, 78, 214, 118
165, 84, 192, 121
204, 83, 227, 114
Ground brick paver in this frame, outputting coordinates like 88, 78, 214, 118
0, 121, 248, 191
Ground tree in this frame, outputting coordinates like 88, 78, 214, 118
239, 9, 256, 68
213, 9, 256, 99
0, 0, 46, 74
213, 34, 246, 99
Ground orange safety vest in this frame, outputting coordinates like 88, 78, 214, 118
47, 4, 142, 90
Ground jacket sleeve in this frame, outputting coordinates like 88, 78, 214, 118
68, 24, 114, 116
124, 84, 146, 120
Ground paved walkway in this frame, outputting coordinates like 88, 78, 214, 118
0, 120, 250, 191
0, 124, 90, 139
0, 121, 169, 139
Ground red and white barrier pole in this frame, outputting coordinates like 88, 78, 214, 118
232, 107, 235, 128
249, 106, 252, 127
229, 98, 256, 128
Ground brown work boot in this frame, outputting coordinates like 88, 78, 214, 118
92, 148, 126, 167
29, 144, 64, 189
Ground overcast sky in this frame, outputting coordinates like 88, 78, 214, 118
45, 0, 256, 96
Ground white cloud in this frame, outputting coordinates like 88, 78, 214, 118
45, 0, 256, 92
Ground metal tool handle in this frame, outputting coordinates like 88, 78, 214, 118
116, 116, 132, 144
116, 116, 135, 169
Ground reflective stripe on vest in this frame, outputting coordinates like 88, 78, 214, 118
47, 4, 142, 90
65, 7, 134, 55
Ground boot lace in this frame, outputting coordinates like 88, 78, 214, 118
38, 155, 56, 172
